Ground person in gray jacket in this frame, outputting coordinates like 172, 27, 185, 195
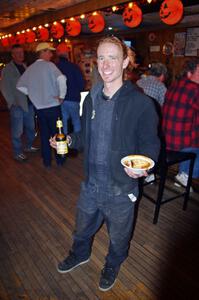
1, 44, 38, 162
17, 42, 67, 167
50, 36, 160, 292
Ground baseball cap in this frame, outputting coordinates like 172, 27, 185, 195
36, 42, 55, 52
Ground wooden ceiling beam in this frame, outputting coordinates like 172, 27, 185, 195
6, 0, 129, 33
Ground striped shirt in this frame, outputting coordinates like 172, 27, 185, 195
137, 75, 167, 106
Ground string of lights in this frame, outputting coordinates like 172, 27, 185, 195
0, 0, 183, 47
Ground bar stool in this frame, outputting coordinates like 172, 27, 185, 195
142, 149, 196, 224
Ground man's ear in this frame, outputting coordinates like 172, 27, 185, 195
159, 74, 164, 82
187, 71, 191, 79
123, 57, 129, 69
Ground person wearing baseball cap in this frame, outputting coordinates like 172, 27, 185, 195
35, 42, 56, 52
17, 42, 67, 167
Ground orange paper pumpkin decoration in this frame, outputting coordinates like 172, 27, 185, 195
15, 33, 25, 44
122, 3, 142, 28
1, 37, 9, 47
25, 31, 36, 43
50, 22, 64, 39
37, 27, 49, 41
160, 0, 183, 25
66, 19, 81, 36
88, 13, 105, 33
9, 35, 17, 46
56, 42, 72, 53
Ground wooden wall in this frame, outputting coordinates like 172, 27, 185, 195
132, 27, 191, 82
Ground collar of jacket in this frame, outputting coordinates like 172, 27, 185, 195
89, 80, 138, 115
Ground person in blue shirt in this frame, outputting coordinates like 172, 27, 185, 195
56, 44, 85, 134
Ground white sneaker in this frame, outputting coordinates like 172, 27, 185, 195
144, 173, 155, 184
174, 172, 193, 192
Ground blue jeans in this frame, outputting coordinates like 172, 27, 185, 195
36, 106, 64, 166
179, 147, 199, 178
71, 182, 136, 270
10, 104, 35, 156
61, 101, 81, 134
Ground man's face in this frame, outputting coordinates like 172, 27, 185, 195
41, 49, 53, 61
97, 42, 129, 86
11, 47, 24, 64
188, 65, 199, 84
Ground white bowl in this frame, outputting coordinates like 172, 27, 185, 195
121, 155, 155, 175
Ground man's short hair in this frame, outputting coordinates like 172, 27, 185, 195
182, 58, 199, 76
97, 35, 128, 59
11, 44, 23, 51
149, 62, 167, 77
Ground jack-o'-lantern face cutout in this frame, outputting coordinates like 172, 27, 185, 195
160, 0, 183, 25
122, 3, 142, 28
15, 33, 25, 44
25, 31, 36, 43
88, 13, 105, 33
37, 27, 49, 41
66, 19, 81, 36
50, 22, 64, 39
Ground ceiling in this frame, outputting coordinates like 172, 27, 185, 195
0, 0, 87, 31
0, 0, 199, 36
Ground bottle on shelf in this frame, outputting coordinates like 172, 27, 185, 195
55, 118, 68, 158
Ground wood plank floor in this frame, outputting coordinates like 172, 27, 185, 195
0, 111, 199, 300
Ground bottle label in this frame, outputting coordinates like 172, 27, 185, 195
57, 141, 68, 154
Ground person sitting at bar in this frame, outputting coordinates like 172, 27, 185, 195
137, 62, 167, 106
162, 58, 199, 189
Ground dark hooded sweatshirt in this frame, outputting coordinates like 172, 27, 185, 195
70, 80, 160, 195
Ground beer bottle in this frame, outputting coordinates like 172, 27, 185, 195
56, 118, 68, 158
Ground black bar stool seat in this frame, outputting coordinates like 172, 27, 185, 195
143, 149, 196, 224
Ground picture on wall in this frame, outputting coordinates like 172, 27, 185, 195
185, 27, 199, 57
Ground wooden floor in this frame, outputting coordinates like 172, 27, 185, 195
0, 111, 199, 300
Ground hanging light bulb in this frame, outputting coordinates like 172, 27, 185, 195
128, 2, 133, 9
147, 0, 152, 3
112, 6, 118, 12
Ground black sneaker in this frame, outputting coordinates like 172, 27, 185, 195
57, 252, 90, 273
99, 265, 118, 292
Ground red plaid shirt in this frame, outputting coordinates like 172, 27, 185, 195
162, 77, 199, 150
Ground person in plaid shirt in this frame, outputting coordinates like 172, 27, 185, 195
137, 62, 167, 106
162, 58, 199, 188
